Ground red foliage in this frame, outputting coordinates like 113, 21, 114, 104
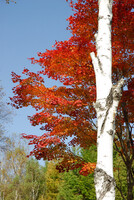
11, 0, 134, 174
79, 162, 96, 176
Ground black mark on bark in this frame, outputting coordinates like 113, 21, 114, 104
94, 167, 116, 200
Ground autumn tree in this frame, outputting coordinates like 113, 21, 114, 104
10, 0, 134, 199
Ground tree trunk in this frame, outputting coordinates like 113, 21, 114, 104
15, 190, 18, 200
127, 167, 133, 200
122, 104, 134, 200
90, 0, 124, 199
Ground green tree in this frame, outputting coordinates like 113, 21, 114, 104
58, 169, 95, 200
58, 146, 96, 200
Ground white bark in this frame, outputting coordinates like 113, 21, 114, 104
90, 0, 124, 199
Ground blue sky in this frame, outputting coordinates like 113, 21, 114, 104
0, 0, 73, 142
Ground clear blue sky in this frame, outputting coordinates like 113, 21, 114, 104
0, 0, 73, 140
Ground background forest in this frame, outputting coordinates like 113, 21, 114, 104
0, 85, 133, 200
0, 133, 133, 200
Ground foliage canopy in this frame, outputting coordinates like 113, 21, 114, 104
10, 0, 134, 176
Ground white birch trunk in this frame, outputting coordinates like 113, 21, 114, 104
90, 0, 124, 199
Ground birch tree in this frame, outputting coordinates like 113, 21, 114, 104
90, 0, 124, 199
